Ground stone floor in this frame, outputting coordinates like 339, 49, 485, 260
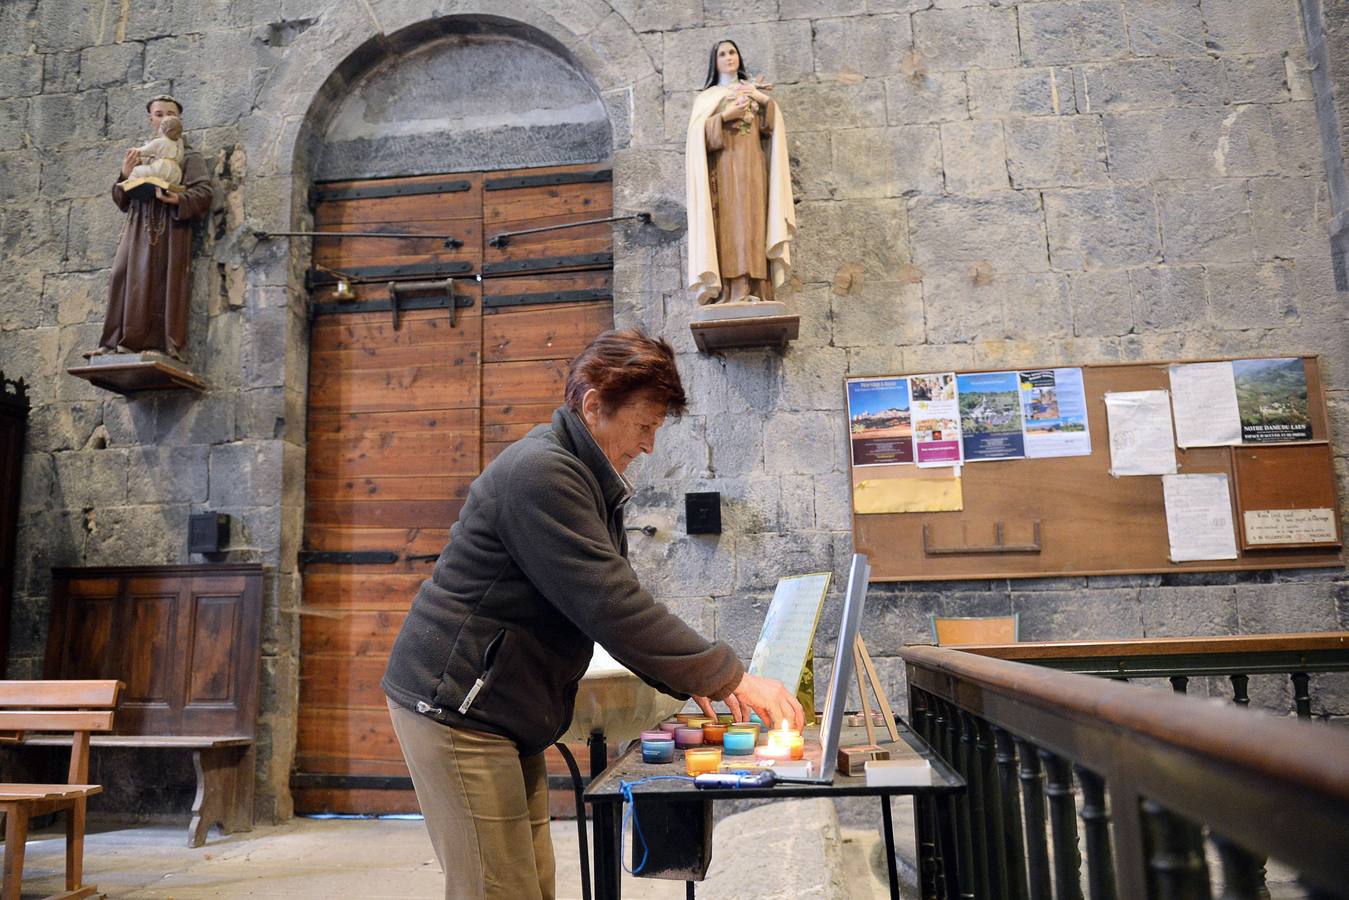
12, 816, 893, 899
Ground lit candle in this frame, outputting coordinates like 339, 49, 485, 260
757, 719, 804, 761
702, 723, 726, 745
674, 727, 704, 749
684, 747, 722, 776
641, 738, 675, 764
722, 730, 756, 756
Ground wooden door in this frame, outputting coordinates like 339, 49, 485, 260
296, 163, 614, 814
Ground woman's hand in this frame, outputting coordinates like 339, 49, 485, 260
694, 672, 804, 732
720, 93, 752, 122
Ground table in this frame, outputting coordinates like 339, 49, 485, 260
583, 721, 965, 899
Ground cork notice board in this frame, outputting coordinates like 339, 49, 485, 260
850, 357, 1344, 582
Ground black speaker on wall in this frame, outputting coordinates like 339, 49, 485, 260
684, 492, 721, 535
188, 513, 230, 554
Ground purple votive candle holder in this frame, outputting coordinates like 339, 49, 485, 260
640, 730, 671, 743
641, 738, 675, 764
722, 729, 756, 755
674, 727, 704, 749
658, 721, 682, 735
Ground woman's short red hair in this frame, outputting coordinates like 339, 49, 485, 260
565, 329, 687, 417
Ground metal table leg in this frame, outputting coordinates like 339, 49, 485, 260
881, 795, 901, 900
591, 801, 622, 900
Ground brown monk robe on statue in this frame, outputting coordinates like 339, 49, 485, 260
685, 39, 795, 306
97, 95, 212, 359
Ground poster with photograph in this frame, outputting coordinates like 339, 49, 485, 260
1020, 368, 1092, 458
910, 372, 962, 466
957, 371, 1026, 461
1231, 358, 1312, 443
846, 377, 914, 466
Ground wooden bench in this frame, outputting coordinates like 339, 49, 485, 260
40, 565, 262, 848
0, 679, 122, 900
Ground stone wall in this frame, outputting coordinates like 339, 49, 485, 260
0, 0, 1345, 821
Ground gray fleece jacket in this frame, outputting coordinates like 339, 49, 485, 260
382, 406, 744, 756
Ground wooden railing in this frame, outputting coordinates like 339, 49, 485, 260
900, 645, 1349, 899
952, 632, 1349, 717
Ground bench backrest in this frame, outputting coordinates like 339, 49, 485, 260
46, 566, 262, 739
0, 679, 122, 784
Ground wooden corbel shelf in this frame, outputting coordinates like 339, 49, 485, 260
689, 314, 799, 353
67, 355, 206, 395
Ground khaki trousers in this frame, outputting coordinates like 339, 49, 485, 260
388, 699, 555, 900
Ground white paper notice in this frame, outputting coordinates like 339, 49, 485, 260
1168, 362, 1242, 448
1162, 474, 1238, 561
1105, 390, 1178, 476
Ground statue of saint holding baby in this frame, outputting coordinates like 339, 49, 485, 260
96, 94, 213, 360
685, 40, 796, 309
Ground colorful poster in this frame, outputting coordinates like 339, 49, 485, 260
910, 372, 962, 466
1232, 358, 1312, 443
956, 371, 1026, 461
846, 377, 914, 466
1020, 368, 1092, 458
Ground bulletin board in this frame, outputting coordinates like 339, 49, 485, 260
849, 357, 1344, 582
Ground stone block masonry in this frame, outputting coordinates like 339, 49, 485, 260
0, 0, 1345, 822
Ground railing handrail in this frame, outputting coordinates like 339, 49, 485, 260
901, 644, 1349, 895
949, 630, 1349, 661
900, 644, 1349, 804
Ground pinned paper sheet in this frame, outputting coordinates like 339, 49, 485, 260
1105, 390, 1178, 476
1168, 362, 1241, 448
1163, 473, 1238, 562
853, 472, 962, 514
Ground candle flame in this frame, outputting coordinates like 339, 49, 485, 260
779, 718, 789, 732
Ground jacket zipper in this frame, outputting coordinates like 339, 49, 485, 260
456, 629, 507, 715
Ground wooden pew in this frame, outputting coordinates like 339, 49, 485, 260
42, 565, 262, 848
0, 679, 122, 900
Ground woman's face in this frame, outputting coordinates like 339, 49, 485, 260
716, 42, 740, 77
582, 390, 666, 474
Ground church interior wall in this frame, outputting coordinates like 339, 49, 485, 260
0, 0, 1344, 821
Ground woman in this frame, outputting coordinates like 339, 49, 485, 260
685, 39, 796, 305
383, 329, 804, 899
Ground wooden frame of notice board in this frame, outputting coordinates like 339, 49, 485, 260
848, 356, 1344, 582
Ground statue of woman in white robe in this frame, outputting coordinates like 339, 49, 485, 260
685, 40, 796, 306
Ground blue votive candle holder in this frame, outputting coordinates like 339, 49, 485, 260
722, 730, 756, 756
641, 738, 675, 764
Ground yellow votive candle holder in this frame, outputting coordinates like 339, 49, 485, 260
684, 747, 722, 776
716, 713, 734, 725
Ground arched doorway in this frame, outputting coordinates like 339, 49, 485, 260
294, 24, 615, 814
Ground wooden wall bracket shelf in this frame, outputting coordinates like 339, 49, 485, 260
923, 520, 1043, 556
67, 355, 205, 395
690, 314, 799, 353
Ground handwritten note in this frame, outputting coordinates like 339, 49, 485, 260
1243, 509, 1339, 546
1162, 473, 1238, 562
748, 573, 832, 693
1105, 390, 1178, 476
1169, 362, 1241, 448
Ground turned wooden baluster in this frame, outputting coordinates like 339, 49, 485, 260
1229, 674, 1250, 706
1042, 752, 1084, 900
1210, 832, 1268, 900
1142, 799, 1211, 900
1291, 672, 1312, 720
1075, 766, 1117, 900
1017, 738, 1052, 900
994, 728, 1030, 900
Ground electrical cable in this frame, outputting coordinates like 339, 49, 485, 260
618, 775, 695, 875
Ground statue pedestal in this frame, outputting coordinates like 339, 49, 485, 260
67, 351, 206, 395
690, 301, 798, 353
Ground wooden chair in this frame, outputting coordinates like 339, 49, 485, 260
930, 613, 1020, 647
0, 680, 122, 900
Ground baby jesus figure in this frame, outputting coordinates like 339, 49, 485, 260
124, 114, 184, 192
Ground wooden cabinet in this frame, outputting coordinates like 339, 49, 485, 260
46, 565, 262, 738
0, 374, 29, 676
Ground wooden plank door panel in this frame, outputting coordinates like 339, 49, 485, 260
298, 162, 612, 814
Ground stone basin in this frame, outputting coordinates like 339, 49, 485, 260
559, 645, 684, 745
